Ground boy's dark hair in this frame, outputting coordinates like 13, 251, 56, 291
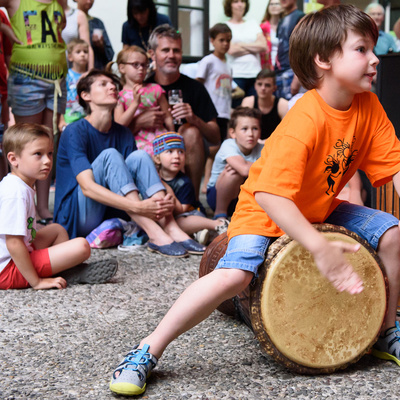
3, 123, 52, 158
127, 0, 157, 28
223, 0, 249, 18
209, 23, 232, 39
289, 4, 378, 90
229, 107, 262, 130
256, 68, 276, 83
148, 24, 181, 51
77, 69, 121, 114
67, 38, 89, 55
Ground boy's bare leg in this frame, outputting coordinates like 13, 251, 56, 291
180, 125, 206, 201
137, 268, 253, 359
34, 223, 69, 248
214, 168, 244, 217
47, 238, 91, 273
376, 225, 400, 331
177, 215, 225, 235
33, 224, 91, 273
201, 145, 219, 194
36, 176, 52, 219
201, 157, 213, 194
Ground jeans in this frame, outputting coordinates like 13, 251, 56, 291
77, 148, 165, 236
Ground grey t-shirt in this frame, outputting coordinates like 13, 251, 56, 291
207, 138, 263, 188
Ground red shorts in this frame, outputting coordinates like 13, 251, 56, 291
0, 248, 52, 289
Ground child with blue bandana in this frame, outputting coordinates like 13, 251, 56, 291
153, 132, 229, 245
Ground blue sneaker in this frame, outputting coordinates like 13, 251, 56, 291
371, 321, 400, 366
109, 344, 157, 396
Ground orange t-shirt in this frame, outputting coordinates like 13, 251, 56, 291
228, 89, 400, 239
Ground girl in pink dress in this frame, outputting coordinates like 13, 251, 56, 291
111, 46, 174, 155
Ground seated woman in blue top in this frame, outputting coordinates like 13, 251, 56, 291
54, 70, 205, 257
122, 0, 172, 53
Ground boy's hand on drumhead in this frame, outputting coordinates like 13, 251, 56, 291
313, 241, 364, 295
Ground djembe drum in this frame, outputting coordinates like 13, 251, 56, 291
199, 224, 388, 374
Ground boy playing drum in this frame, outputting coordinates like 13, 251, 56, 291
110, 5, 400, 395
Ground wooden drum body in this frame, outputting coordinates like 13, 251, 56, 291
375, 181, 400, 314
199, 224, 388, 374
376, 181, 400, 219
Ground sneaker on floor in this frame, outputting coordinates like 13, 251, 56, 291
215, 218, 230, 235
371, 321, 400, 366
110, 344, 157, 396
58, 258, 118, 285
193, 228, 209, 245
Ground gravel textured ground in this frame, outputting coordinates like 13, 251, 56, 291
1, 244, 400, 400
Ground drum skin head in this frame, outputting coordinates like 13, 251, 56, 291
250, 224, 388, 374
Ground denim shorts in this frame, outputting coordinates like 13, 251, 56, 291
216, 202, 399, 276
175, 209, 206, 219
325, 202, 399, 250
8, 71, 67, 116
215, 234, 273, 277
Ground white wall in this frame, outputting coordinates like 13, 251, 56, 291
66, 0, 270, 60
209, 0, 270, 27
67, 0, 126, 57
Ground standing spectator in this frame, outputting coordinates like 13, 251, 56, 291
260, 0, 283, 69
0, 0, 68, 225
241, 69, 288, 142
73, 0, 114, 70
196, 23, 233, 193
61, 3, 94, 69
274, 0, 304, 100
366, 3, 398, 55
394, 18, 400, 50
141, 24, 220, 201
122, 0, 172, 54
0, 9, 12, 181
59, 38, 89, 132
224, 0, 267, 107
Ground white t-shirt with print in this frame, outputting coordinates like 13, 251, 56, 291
196, 53, 232, 120
0, 174, 36, 273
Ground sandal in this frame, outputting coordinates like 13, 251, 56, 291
37, 217, 53, 226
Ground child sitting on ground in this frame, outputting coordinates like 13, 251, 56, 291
207, 107, 263, 220
0, 123, 117, 290
110, 5, 400, 396
153, 132, 229, 245
59, 38, 89, 132
109, 46, 174, 155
